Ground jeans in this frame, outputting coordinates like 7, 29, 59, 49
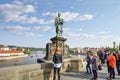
53, 67, 61, 80
86, 63, 92, 74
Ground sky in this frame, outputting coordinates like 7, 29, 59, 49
0, 0, 120, 48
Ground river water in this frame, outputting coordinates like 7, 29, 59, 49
0, 51, 45, 68
0, 51, 86, 68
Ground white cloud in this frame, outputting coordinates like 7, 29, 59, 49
73, 28, 83, 32
95, 35, 120, 47
0, 25, 30, 31
0, 25, 51, 32
42, 12, 93, 22
66, 32, 81, 38
13, 31, 41, 37
0, 2, 35, 21
12, 30, 44, 37
24, 32, 36, 37
61, 12, 80, 21
64, 31, 95, 39
0, 1, 53, 24
13, 1, 23, 5
0, 3, 35, 15
98, 35, 120, 42
0, 25, 52, 37
33, 26, 52, 31
80, 34, 95, 38
78, 28, 83, 31
98, 31, 110, 34
42, 12, 51, 16
0, 25, 24, 31
98, 31, 106, 34
0, 1, 93, 24
77, 14, 93, 21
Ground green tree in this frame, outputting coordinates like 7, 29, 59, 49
105, 47, 118, 52
16, 47, 23, 51
24, 49, 32, 54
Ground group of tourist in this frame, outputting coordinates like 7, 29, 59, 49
52, 47, 120, 80
85, 50, 120, 80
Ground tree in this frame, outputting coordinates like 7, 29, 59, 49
23, 49, 32, 54
105, 47, 118, 52
16, 47, 23, 51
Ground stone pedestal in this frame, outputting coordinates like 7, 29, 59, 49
44, 36, 70, 60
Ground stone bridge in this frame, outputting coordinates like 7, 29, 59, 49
0, 58, 86, 80
0, 58, 120, 80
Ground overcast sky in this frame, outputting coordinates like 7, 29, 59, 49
0, 0, 120, 48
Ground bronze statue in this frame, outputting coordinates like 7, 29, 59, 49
54, 13, 64, 37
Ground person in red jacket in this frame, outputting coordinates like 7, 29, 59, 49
107, 52, 116, 80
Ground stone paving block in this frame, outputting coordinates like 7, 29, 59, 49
61, 64, 120, 80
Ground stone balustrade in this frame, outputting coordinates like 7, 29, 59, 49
0, 58, 86, 80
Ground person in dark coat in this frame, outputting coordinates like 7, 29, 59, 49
116, 51, 120, 75
53, 47, 62, 80
104, 51, 111, 74
97, 50, 105, 64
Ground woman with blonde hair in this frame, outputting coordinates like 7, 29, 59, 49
91, 53, 99, 80
53, 47, 62, 80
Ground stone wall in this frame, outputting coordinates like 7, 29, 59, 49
0, 58, 86, 80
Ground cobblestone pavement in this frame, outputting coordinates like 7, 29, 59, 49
61, 64, 120, 80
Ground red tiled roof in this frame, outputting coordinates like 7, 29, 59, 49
0, 50, 23, 54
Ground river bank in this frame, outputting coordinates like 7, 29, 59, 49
0, 53, 45, 68
0, 54, 28, 61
